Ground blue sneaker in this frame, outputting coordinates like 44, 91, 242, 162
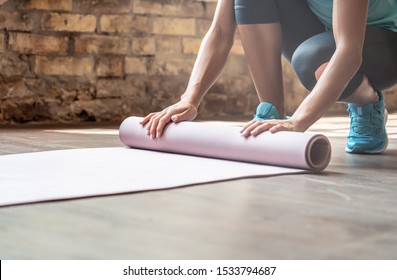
253, 102, 282, 120
346, 91, 388, 154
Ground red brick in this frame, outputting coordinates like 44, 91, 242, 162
9, 33, 69, 55
151, 57, 194, 76
100, 15, 149, 33
75, 35, 128, 55
132, 1, 161, 15
96, 79, 125, 98
73, 0, 131, 14
96, 56, 123, 77
152, 18, 195, 36
70, 99, 123, 122
100, 15, 132, 33
133, 1, 205, 17
42, 13, 96, 32
157, 37, 182, 54
35, 56, 94, 76
131, 37, 155, 55
0, 53, 30, 81
131, 15, 150, 33
23, 0, 72, 11
182, 38, 201, 55
0, 33, 4, 53
125, 57, 147, 74
0, 12, 34, 31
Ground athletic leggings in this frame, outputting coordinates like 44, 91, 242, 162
234, 0, 397, 100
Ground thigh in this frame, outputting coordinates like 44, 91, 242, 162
361, 26, 397, 90
234, 0, 279, 25
275, 0, 325, 61
291, 26, 397, 97
234, 0, 325, 60
291, 31, 336, 91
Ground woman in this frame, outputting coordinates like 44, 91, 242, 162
141, 0, 397, 154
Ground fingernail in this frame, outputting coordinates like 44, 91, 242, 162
171, 116, 177, 122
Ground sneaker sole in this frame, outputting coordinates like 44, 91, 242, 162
345, 109, 389, 154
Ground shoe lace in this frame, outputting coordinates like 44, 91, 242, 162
348, 107, 383, 136
351, 116, 373, 135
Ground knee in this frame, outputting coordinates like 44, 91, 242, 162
291, 32, 335, 90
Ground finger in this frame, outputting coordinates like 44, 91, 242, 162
140, 112, 157, 125
149, 112, 166, 139
240, 120, 256, 134
145, 112, 158, 136
251, 122, 274, 136
147, 112, 164, 137
241, 121, 263, 138
156, 113, 173, 137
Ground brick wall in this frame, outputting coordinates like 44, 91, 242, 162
0, 0, 396, 123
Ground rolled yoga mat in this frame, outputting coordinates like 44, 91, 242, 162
119, 116, 332, 171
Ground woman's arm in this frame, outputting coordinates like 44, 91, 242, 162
141, 0, 236, 138
289, 0, 369, 131
241, 0, 369, 135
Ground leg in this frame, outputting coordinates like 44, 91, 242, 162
235, 0, 285, 117
274, 0, 325, 61
234, 0, 325, 118
345, 26, 397, 153
238, 23, 285, 117
292, 27, 397, 153
345, 26, 397, 105
318, 64, 377, 105
292, 26, 397, 102
292, 32, 375, 104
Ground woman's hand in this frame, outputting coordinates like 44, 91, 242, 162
240, 119, 303, 137
140, 101, 198, 139
139, 0, 236, 140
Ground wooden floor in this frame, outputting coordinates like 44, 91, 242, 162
0, 115, 396, 260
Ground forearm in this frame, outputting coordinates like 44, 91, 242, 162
290, 0, 368, 131
291, 48, 362, 131
181, 26, 236, 107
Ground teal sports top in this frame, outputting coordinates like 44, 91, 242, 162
306, 0, 397, 32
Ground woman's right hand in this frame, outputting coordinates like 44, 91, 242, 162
139, 101, 198, 139
139, 0, 235, 140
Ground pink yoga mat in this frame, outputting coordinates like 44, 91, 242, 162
119, 117, 332, 171
0, 118, 331, 207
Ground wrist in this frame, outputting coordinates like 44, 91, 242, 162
180, 92, 201, 108
289, 115, 312, 132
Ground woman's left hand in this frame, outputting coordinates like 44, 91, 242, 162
240, 119, 301, 137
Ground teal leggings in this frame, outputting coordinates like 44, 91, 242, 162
234, 0, 397, 99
